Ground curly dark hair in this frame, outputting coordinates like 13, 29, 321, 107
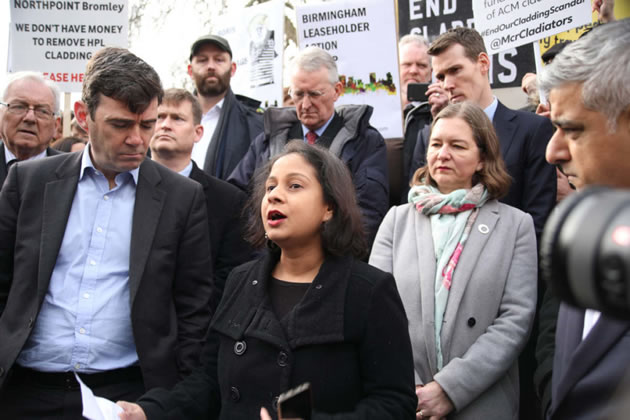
245, 140, 367, 259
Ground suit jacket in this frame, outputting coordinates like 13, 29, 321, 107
369, 200, 537, 419
0, 146, 60, 189
189, 161, 252, 306
548, 303, 630, 419
0, 152, 213, 390
410, 101, 556, 238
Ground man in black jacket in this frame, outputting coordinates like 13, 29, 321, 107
188, 34, 264, 180
150, 88, 252, 305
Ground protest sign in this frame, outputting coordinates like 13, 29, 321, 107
398, 0, 534, 88
296, 0, 402, 138
8, 0, 128, 92
473, 0, 592, 53
215, 0, 284, 107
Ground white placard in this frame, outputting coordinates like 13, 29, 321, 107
8, 1, 128, 92
296, 0, 402, 138
473, 0, 591, 53
215, 0, 285, 107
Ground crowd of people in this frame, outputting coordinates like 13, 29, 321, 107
0, 1, 628, 418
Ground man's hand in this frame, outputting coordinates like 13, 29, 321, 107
117, 401, 147, 420
426, 82, 449, 118
521, 73, 538, 96
593, 0, 615, 23
556, 168, 575, 202
416, 381, 454, 420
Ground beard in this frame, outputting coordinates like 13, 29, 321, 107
194, 67, 232, 97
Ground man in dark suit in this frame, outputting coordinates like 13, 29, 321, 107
539, 18, 630, 420
0, 71, 62, 188
408, 27, 556, 420
409, 27, 556, 239
188, 34, 264, 180
0, 47, 213, 418
150, 88, 252, 303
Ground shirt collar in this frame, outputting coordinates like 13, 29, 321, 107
302, 112, 335, 138
4, 143, 48, 163
202, 97, 225, 118
178, 160, 193, 178
80, 143, 140, 184
484, 97, 499, 122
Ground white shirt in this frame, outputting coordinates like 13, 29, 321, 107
192, 98, 224, 170
582, 308, 602, 340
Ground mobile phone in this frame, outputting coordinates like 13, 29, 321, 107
278, 382, 311, 420
407, 82, 430, 103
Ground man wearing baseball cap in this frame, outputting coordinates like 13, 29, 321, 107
188, 34, 263, 180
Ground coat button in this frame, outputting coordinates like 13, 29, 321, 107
234, 340, 247, 356
272, 395, 279, 412
277, 351, 288, 367
467, 317, 476, 327
230, 386, 240, 402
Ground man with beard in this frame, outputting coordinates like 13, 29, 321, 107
188, 35, 264, 180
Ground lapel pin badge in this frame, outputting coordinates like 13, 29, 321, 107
478, 224, 489, 234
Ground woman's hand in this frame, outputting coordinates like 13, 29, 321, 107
261, 407, 273, 420
416, 381, 454, 420
117, 401, 147, 420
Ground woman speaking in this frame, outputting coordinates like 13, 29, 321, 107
370, 102, 537, 420
118, 141, 416, 419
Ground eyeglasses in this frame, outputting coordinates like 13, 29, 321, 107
0, 101, 56, 121
289, 89, 328, 102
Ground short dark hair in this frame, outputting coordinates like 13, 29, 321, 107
245, 140, 367, 259
162, 88, 202, 125
81, 47, 163, 119
412, 102, 511, 199
428, 27, 486, 61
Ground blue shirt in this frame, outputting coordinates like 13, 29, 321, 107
484, 97, 499, 122
301, 113, 335, 143
17, 145, 140, 373
178, 160, 193, 178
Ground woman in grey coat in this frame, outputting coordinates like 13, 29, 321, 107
370, 102, 537, 420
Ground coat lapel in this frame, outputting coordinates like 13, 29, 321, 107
0, 148, 7, 186
38, 153, 82, 300
128, 160, 165, 304
440, 201, 500, 358
493, 102, 517, 158
416, 211, 438, 374
553, 309, 630, 407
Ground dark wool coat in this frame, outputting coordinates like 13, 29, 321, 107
138, 251, 417, 419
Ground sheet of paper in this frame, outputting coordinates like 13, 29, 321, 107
75, 372, 124, 420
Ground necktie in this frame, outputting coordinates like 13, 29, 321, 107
306, 131, 317, 145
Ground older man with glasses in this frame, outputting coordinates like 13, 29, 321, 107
0, 71, 62, 188
229, 46, 389, 246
